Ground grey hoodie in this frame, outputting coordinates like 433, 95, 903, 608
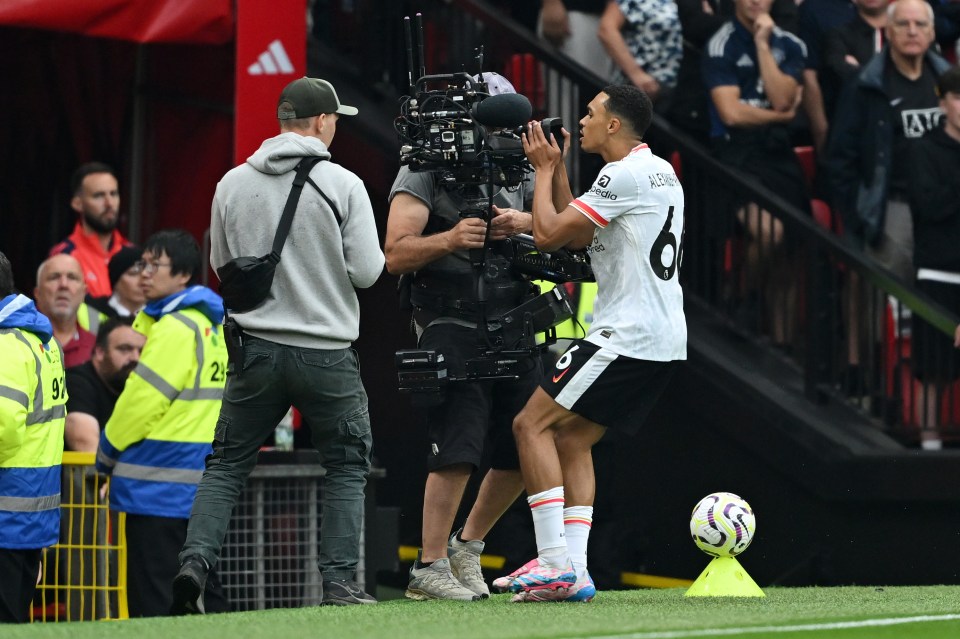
210, 132, 384, 349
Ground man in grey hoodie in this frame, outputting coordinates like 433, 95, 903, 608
172, 77, 384, 612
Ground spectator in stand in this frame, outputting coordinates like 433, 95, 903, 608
668, 0, 800, 142
826, 0, 950, 282
34, 254, 95, 368
821, 0, 890, 124
64, 317, 144, 452
539, 0, 612, 76
703, 0, 809, 346
798, 0, 857, 153
932, 0, 960, 61
84, 246, 146, 328
906, 66, 960, 448
598, 0, 684, 107
818, 0, 890, 396
95, 230, 230, 617
49, 162, 132, 298
0, 252, 67, 624
669, 0, 725, 141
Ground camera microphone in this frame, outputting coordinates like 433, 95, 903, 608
470, 93, 532, 129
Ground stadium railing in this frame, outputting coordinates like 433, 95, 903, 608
332, 0, 960, 446
31, 453, 386, 621
33, 451, 128, 622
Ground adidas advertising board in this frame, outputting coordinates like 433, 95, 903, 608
234, 0, 305, 164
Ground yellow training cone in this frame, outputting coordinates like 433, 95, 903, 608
684, 556, 765, 597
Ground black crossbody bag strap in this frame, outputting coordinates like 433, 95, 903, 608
305, 176, 343, 226
267, 156, 325, 263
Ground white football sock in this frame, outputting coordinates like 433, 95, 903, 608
528, 487, 569, 569
564, 506, 593, 578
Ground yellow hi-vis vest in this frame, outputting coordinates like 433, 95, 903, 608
77, 302, 106, 335
97, 307, 227, 519
534, 281, 598, 340
0, 325, 66, 549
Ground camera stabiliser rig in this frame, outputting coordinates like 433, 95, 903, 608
394, 14, 595, 399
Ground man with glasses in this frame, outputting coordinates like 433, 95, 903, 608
826, 0, 951, 282
95, 229, 230, 616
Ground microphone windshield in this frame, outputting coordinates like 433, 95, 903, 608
471, 93, 532, 129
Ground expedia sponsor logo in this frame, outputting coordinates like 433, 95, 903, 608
588, 185, 618, 200
648, 172, 680, 188
589, 175, 617, 199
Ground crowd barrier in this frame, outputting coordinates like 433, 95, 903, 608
31, 452, 381, 621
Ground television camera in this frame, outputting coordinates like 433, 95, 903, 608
394, 14, 595, 400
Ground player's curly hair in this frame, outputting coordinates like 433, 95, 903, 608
602, 84, 653, 140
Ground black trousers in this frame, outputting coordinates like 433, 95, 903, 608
125, 514, 229, 617
0, 548, 41, 623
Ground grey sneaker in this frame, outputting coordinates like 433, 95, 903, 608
405, 556, 481, 601
321, 579, 377, 605
448, 532, 490, 598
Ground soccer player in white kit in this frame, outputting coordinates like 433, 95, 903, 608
500, 85, 686, 602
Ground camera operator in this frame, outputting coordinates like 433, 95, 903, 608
385, 73, 542, 602
497, 85, 686, 602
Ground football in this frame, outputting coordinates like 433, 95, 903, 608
689, 492, 756, 557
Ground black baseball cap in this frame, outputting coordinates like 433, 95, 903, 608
937, 66, 960, 97
277, 77, 358, 119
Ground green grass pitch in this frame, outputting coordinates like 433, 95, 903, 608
9, 586, 960, 639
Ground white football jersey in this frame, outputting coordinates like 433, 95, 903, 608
570, 144, 687, 361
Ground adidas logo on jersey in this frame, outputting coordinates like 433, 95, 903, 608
736, 54, 754, 68
248, 40, 294, 75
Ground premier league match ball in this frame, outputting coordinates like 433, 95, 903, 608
689, 492, 756, 558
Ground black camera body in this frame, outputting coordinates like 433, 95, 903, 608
396, 285, 575, 397
515, 117, 564, 153
394, 15, 592, 396
395, 72, 535, 187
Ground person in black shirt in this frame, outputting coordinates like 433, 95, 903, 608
820, 0, 889, 123
907, 66, 960, 447
826, 0, 950, 277
64, 317, 144, 452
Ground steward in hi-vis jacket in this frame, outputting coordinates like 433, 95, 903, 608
0, 286, 67, 623
95, 230, 230, 617
96, 286, 226, 517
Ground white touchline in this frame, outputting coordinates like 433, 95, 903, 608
575, 614, 960, 639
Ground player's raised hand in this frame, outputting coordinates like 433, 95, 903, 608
522, 120, 563, 172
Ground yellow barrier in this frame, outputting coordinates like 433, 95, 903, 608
32, 451, 128, 622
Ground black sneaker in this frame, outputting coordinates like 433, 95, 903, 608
321, 579, 378, 605
171, 557, 208, 615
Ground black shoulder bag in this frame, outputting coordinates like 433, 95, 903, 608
217, 156, 327, 313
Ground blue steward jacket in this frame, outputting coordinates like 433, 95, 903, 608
96, 286, 226, 519
0, 294, 66, 549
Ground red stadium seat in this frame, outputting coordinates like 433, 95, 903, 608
811, 198, 833, 232
669, 150, 682, 181
504, 53, 545, 112
794, 145, 816, 193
